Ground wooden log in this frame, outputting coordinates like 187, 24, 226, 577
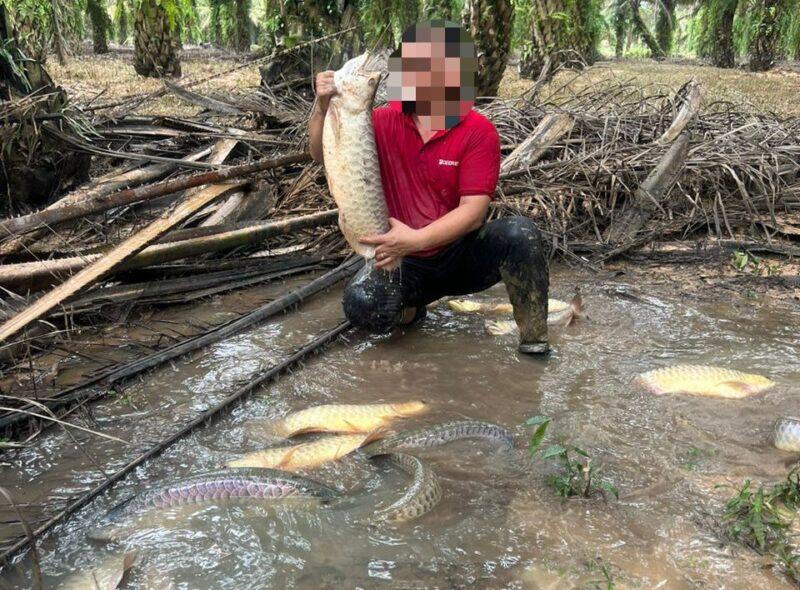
604, 133, 690, 247
164, 80, 244, 115
0, 147, 213, 256
499, 113, 575, 175
0, 152, 311, 240
0, 210, 338, 288
657, 81, 702, 145
0, 181, 248, 344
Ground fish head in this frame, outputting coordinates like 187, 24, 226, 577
392, 400, 429, 416
333, 52, 382, 112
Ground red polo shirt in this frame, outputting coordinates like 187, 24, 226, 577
372, 103, 500, 256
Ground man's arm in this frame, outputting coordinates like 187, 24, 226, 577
361, 195, 490, 269
308, 70, 336, 163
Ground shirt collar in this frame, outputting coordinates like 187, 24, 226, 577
388, 101, 473, 141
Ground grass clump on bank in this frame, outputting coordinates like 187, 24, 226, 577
720, 466, 800, 582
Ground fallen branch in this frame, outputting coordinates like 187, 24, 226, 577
500, 113, 575, 175
0, 146, 213, 256
0, 181, 247, 343
164, 80, 244, 115
604, 133, 691, 247
657, 81, 702, 145
0, 210, 338, 288
0, 152, 311, 240
0, 257, 361, 435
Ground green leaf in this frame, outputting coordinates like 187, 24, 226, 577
600, 481, 619, 499
571, 446, 590, 457
542, 444, 567, 460
525, 415, 550, 426
527, 418, 551, 455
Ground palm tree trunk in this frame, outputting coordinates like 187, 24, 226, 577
521, 0, 601, 79
50, 0, 67, 65
134, 0, 181, 78
655, 0, 675, 56
748, 0, 786, 71
233, 0, 250, 52
87, 0, 110, 54
115, 0, 129, 44
462, 0, 514, 96
705, 0, 738, 68
613, 0, 629, 58
629, 0, 665, 58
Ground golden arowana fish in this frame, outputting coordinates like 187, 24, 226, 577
634, 365, 775, 398
226, 432, 382, 471
451, 293, 582, 328
322, 52, 390, 262
254, 401, 428, 438
480, 293, 584, 336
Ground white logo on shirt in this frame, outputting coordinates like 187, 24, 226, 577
438, 159, 459, 167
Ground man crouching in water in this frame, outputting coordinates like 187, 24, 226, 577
308, 21, 550, 355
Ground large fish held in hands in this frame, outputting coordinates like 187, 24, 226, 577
322, 53, 391, 263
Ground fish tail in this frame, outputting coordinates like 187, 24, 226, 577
246, 417, 292, 440
569, 289, 583, 323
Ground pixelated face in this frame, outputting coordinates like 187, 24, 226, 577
386, 21, 477, 130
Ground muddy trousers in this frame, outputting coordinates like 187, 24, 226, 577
342, 216, 550, 347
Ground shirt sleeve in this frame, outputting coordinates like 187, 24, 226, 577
457, 122, 501, 198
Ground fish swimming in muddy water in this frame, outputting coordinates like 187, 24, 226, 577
634, 365, 775, 398
253, 401, 428, 438
58, 551, 138, 590
374, 453, 442, 522
226, 432, 382, 471
322, 52, 391, 263
88, 469, 339, 542
362, 420, 514, 456
452, 292, 583, 329
774, 417, 800, 452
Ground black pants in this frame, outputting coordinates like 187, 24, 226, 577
342, 216, 549, 344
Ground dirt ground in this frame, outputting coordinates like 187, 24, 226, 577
49, 46, 800, 118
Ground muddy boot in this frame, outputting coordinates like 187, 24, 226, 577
494, 219, 550, 355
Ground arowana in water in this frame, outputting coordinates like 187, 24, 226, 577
254, 401, 429, 438
634, 365, 775, 398
226, 432, 382, 471
773, 417, 800, 452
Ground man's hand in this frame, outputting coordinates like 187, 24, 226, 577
314, 70, 336, 112
360, 218, 423, 269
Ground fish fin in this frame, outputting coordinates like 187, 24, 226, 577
277, 445, 304, 470
326, 102, 341, 144
568, 289, 583, 325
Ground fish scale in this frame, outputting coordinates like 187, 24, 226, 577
89, 469, 338, 541
362, 420, 515, 456
375, 453, 443, 522
774, 417, 800, 452
264, 401, 428, 438
634, 364, 775, 398
323, 53, 390, 261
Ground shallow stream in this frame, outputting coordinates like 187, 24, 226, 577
1, 267, 799, 588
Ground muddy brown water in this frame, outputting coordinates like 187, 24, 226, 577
1, 266, 799, 588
